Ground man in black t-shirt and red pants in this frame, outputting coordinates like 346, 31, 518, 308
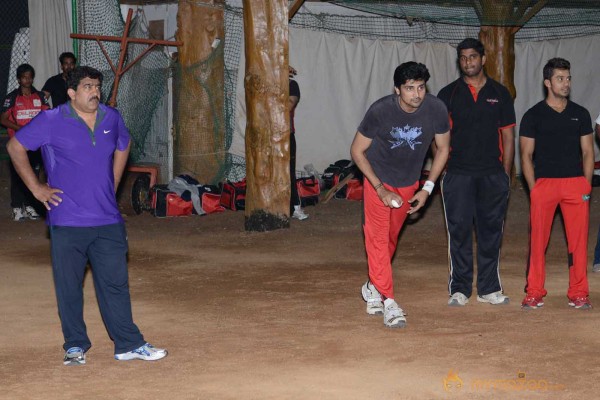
520, 58, 594, 310
437, 38, 515, 307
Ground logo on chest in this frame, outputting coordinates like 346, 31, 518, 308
486, 98, 499, 105
388, 125, 422, 150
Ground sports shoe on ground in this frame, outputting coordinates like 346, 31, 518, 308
568, 297, 592, 310
292, 209, 309, 220
114, 343, 168, 361
521, 295, 544, 309
63, 347, 86, 366
383, 300, 406, 328
24, 206, 40, 220
12, 208, 25, 222
477, 291, 509, 305
448, 292, 469, 307
593, 264, 600, 273
361, 281, 383, 315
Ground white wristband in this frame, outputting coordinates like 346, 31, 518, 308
422, 180, 435, 195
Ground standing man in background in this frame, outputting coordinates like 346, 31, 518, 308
289, 65, 308, 220
42, 52, 76, 108
1, 63, 49, 221
520, 58, 594, 310
437, 38, 515, 307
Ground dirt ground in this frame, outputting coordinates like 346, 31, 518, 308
2, 164, 600, 400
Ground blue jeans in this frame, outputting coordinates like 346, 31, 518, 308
49, 223, 145, 353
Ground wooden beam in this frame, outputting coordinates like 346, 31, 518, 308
289, 0, 306, 21
516, 0, 548, 26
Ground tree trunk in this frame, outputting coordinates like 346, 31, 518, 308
174, 0, 225, 183
243, 0, 290, 231
479, 26, 516, 99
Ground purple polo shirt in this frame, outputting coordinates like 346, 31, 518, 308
15, 102, 130, 227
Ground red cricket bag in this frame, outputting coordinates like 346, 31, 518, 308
220, 179, 246, 210
151, 185, 193, 217
296, 176, 320, 206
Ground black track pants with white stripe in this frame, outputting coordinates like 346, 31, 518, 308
441, 171, 510, 298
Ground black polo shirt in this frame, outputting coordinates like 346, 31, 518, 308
42, 73, 69, 107
438, 77, 515, 175
520, 100, 592, 179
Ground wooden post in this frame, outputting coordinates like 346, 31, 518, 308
174, 0, 225, 183
479, 26, 516, 99
243, 0, 290, 231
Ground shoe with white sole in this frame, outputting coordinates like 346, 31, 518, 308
383, 300, 406, 328
63, 347, 86, 366
448, 292, 469, 307
361, 281, 383, 315
114, 343, 167, 361
292, 209, 309, 220
477, 291, 509, 305
24, 205, 41, 220
12, 207, 25, 222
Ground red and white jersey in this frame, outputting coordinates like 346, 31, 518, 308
1, 87, 49, 137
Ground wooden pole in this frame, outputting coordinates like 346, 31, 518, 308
243, 0, 290, 231
174, 0, 225, 183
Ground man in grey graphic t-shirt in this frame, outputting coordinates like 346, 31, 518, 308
350, 61, 450, 328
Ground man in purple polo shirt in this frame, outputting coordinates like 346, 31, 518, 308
7, 66, 167, 366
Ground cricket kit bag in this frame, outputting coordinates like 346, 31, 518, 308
151, 185, 193, 217
220, 179, 246, 211
344, 178, 364, 201
197, 185, 225, 214
323, 159, 363, 190
296, 175, 320, 206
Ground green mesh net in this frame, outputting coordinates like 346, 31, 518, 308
326, 1, 600, 40
76, 1, 171, 172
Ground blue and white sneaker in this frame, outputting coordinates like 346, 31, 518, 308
63, 347, 86, 366
114, 343, 167, 361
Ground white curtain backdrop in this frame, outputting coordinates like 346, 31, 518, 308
28, 0, 72, 101
233, 28, 600, 173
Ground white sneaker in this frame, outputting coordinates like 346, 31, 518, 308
448, 292, 469, 307
593, 264, 600, 273
477, 291, 509, 305
383, 300, 406, 328
114, 343, 167, 361
63, 347, 86, 366
292, 209, 308, 220
24, 206, 40, 220
12, 208, 25, 222
361, 281, 383, 315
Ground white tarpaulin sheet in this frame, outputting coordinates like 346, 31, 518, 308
233, 28, 600, 173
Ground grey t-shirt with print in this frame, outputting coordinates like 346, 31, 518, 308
357, 93, 449, 187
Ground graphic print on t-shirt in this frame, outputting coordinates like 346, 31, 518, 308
388, 125, 422, 150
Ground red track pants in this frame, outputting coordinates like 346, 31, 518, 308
526, 177, 591, 299
363, 180, 419, 299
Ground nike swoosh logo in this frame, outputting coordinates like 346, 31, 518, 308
103, 129, 111, 134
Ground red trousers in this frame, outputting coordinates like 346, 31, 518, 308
363, 180, 418, 299
526, 177, 591, 299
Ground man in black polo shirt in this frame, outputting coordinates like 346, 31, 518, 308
520, 58, 594, 310
42, 52, 76, 108
437, 38, 515, 307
